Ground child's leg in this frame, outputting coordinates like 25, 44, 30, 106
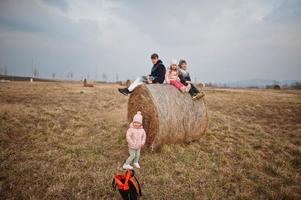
170, 80, 185, 90
125, 149, 136, 165
128, 76, 146, 92
190, 84, 200, 94
185, 83, 191, 92
174, 80, 187, 92
134, 149, 141, 164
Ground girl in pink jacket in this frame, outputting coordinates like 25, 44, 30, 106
165, 59, 191, 93
123, 111, 146, 170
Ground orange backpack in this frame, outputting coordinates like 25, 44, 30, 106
112, 170, 142, 200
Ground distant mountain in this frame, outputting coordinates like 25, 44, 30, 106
224, 79, 301, 88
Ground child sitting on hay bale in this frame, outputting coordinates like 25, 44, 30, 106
123, 111, 146, 170
178, 59, 205, 100
165, 59, 191, 93
118, 53, 166, 95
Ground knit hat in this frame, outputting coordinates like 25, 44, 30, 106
170, 59, 177, 65
133, 111, 143, 124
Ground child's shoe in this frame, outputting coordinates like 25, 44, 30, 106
133, 163, 141, 169
123, 164, 133, 170
185, 84, 191, 92
193, 92, 205, 100
198, 91, 205, 98
192, 94, 198, 100
118, 88, 131, 96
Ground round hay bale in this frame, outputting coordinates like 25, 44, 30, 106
128, 84, 208, 150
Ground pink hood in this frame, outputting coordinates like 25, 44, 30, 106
126, 123, 146, 149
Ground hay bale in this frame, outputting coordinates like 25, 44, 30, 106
119, 80, 132, 86
126, 80, 132, 87
128, 84, 208, 150
83, 79, 94, 87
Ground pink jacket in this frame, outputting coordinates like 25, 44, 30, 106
126, 123, 146, 150
165, 68, 180, 84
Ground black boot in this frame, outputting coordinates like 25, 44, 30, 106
118, 88, 130, 95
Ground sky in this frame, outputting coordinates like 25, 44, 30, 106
0, 0, 300, 82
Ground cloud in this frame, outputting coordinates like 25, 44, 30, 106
0, 0, 99, 41
0, 0, 300, 82
264, 0, 301, 24
42, 0, 69, 12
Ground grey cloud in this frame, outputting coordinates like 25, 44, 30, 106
0, 0, 300, 82
264, 0, 301, 23
42, 0, 69, 12
0, 1, 99, 41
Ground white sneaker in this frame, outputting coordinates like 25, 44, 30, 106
123, 164, 133, 170
133, 163, 140, 168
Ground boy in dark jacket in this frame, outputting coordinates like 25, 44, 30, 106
178, 59, 205, 100
118, 53, 166, 95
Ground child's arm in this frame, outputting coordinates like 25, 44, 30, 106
126, 129, 135, 147
165, 70, 170, 84
178, 73, 186, 84
141, 130, 146, 148
186, 72, 192, 82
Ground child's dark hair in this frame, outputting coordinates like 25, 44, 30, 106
151, 53, 159, 59
178, 59, 187, 68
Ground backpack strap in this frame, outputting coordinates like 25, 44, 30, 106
123, 170, 132, 190
112, 170, 137, 192
132, 175, 142, 196
114, 170, 132, 191
111, 178, 116, 191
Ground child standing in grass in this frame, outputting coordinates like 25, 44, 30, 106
123, 111, 146, 170
165, 59, 191, 93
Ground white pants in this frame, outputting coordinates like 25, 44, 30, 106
128, 76, 147, 92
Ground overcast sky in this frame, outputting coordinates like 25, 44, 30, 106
0, 0, 300, 82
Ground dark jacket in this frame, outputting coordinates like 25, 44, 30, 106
178, 69, 191, 86
150, 60, 166, 83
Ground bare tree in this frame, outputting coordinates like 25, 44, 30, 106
116, 73, 119, 82
4, 66, 8, 76
95, 65, 98, 81
273, 80, 279, 85
33, 68, 38, 78
70, 71, 73, 80
102, 73, 107, 82
31, 59, 34, 78
52, 72, 56, 79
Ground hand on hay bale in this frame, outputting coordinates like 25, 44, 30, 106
128, 84, 208, 150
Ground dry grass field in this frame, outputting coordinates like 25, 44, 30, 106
0, 82, 300, 200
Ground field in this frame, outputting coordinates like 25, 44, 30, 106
0, 81, 301, 200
